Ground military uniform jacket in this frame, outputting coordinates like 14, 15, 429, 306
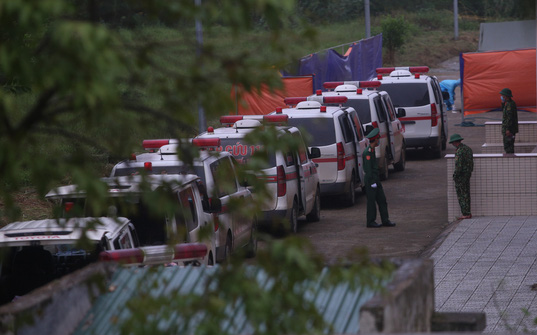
454, 143, 473, 180
502, 100, 519, 135
363, 145, 379, 186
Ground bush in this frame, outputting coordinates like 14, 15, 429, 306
381, 16, 410, 63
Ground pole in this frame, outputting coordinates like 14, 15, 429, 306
195, 0, 207, 132
365, 0, 371, 38
453, 0, 459, 40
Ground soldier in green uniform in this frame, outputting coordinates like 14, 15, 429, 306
362, 128, 396, 228
450, 134, 473, 220
500, 88, 518, 154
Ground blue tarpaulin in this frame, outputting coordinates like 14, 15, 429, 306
286, 34, 383, 91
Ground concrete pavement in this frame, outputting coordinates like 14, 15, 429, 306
432, 215, 537, 333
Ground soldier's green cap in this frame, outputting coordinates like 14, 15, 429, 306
499, 88, 513, 97
366, 128, 380, 139
449, 133, 464, 143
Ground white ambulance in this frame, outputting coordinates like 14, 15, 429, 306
109, 143, 256, 263
0, 217, 139, 301
193, 115, 321, 233
287, 81, 406, 181
45, 174, 218, 266
372, 66, 448, 157
271, 99, 367, 206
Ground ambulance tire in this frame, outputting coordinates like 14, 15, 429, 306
344, 177, 355, 207
224, 233, 232, 262
380, 155, 389, 181
306, 187, 321, 222
289, 199, 299, 234
208, 252, 214, 266
246, 218, 258, 258
432, 141, 442, 159
394, 143, 406, 172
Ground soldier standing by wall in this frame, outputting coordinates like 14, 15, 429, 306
363, 128, 396, 228
500, 88, 518, 154
450, 134, 473, 220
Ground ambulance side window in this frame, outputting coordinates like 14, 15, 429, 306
292, 132, 308, 164
210, 157, 238, 197
285, 152, 295, 166
383, 96, 396, 121
339, 114, 354, 144
350, 112, 364, 141
373, 97, 387, 123
431, 79, 442, 105
177, 187, 198, 233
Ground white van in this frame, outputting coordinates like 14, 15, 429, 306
193, 116, 321, 233
45, 174, 218, 265
288, 81, 406, 180
109, 145, 256, 263
0, 217, 138, 302
372, 66, 448, 157
271, 100, 367, 206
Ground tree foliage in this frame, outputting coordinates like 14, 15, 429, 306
381, 16, 410, 64
0, 0, 316, 221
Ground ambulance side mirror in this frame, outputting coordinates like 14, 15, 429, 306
309, 147, 321, 159
396, 108, 406, 118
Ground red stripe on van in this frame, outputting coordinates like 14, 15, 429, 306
399, 116, 435, 121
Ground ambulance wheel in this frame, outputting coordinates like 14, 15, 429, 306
394, 144, 406, 172
246, 221, 257, 258
344, 177, 356, 207
441, 128, 447, 150
432, 141, 442, 158
380, 155, 389, 181
208, 252, 214, 266
306, 187, 321, 222
289, 199, 299, 234
224, 233, 232, 261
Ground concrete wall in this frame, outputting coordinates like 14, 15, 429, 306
447, 153, 537, 219
0, 262, 116, 335
359, 259, 435, 333
482, 121, 537, 154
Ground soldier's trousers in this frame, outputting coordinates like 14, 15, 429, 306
503, 135, 515, 153
366, 183, 389, 225
455, 177, 471, 216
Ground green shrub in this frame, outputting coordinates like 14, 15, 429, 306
381, 16, 410, 63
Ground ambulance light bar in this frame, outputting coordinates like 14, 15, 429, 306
324, 81, 381, 89
376, 66, 429, 74
142, 139, 178, 152
323, 96, 348, 104
284, 97, 308, 105
192, 138, 221, 148
264, 114, 288, 124
99, 243, 208, 265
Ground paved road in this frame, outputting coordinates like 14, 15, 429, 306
296, 61, 536, 264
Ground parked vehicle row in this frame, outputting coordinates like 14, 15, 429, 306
193, 116, 321, 233
0, 64, 445, 303
45, 174, 221, 264
110, 144, 256, 263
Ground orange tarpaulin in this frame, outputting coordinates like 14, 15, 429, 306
462, 48, 536, 115
232, 76, 314, 115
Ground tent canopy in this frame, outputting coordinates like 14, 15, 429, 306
461, 48, 536, 115
231, 76, 313, 115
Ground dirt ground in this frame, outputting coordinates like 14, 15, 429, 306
295, 58, 537, 263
